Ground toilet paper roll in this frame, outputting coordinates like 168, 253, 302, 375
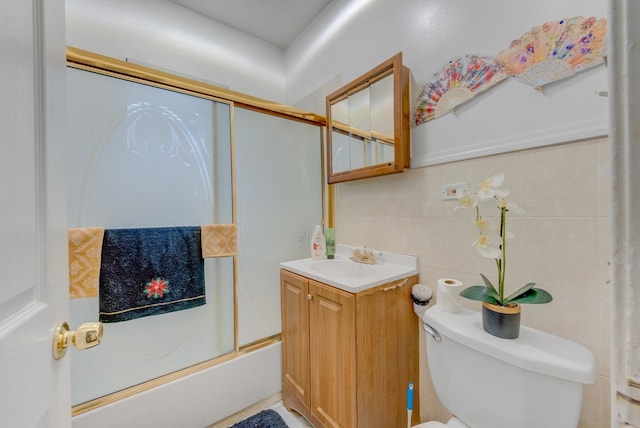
437, 278, 464, 313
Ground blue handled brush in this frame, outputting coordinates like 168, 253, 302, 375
407, 382, 414, 427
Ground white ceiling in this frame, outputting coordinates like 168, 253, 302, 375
168, 0, 332, 49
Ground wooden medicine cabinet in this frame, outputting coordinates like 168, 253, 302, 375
326, 52, 410, 183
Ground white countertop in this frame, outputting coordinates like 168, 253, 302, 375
280, 244, 419, 293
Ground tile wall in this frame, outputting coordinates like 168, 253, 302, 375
334, 138, 611, 428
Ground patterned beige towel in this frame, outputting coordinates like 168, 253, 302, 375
201, 224, 237, 257
68, 227, 105, 299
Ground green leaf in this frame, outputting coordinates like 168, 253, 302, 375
459, 285, 501, 305
503, 282, 536, 304
480, 273, 501, 303
507, 288, 553, 305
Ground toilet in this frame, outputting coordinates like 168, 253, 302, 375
414, 305, 596, 428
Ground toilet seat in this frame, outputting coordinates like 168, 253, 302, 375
412, 416, 469, 428
413, 422, 447, 427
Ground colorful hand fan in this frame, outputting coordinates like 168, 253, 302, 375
496, 16, 607, 88
413, 55, 508, 126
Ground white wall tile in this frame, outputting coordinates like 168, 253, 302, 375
334, 139, 611, 427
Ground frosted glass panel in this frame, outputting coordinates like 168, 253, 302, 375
349, 136, 365, 169
67, 68, 234, 405
235, 108, 323, 345
332, 131, 351, 173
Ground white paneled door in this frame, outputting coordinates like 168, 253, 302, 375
0, 1, 70, 427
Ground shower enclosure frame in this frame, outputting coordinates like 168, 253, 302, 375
66, 46, 328, 417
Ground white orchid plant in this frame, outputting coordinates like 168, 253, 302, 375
456, 173, 552, 307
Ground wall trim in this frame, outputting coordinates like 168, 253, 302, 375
410, 118, 608, 168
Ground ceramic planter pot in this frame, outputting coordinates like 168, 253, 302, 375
482, 302, 521, 339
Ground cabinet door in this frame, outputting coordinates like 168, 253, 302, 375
356, 277, 421, 427
309, 280, 356, 428
281, 270, 311, 407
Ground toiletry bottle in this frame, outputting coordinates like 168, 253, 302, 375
311, 225, 326, 260
325, 227, 336, 259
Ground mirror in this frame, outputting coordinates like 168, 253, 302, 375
326, 52, 410, 183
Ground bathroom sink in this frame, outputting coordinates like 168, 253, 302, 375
310, 260, 377, 278
280, 244, 419, 293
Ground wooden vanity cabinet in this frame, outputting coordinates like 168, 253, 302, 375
280, 268, 420, 428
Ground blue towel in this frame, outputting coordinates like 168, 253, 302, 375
99, 226, 206, 323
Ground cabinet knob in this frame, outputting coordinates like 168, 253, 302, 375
307, 294, 313, 300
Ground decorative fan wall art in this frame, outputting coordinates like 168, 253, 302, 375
413, 55, 508, 126
496, 16, 607, 89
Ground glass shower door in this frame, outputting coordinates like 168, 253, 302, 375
67, 67, 235, 405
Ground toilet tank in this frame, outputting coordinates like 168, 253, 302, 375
423, 306, 596, 428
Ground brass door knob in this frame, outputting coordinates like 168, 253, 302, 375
52, 321, 103, 360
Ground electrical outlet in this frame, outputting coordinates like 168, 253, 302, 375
440, 182, 469, 200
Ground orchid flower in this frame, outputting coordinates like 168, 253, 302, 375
472, 232, 502, 259
475, 216, 490, 232
455, 191, 477, 210
458, 174, 515, 299
477, 173, 506, 200
498, 198, 523, 214
456, 173, 552, 307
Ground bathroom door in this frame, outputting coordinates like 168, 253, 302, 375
0, 1, 70, 427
